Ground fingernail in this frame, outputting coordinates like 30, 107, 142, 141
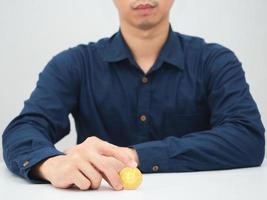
129, 160, 137, 168
116, 184, 123, 190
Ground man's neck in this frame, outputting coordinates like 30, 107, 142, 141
119, 19, 170, 74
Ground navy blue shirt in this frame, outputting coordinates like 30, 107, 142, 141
2, 25, 265, 182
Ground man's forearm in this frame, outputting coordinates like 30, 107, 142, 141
131, 123, 265, 173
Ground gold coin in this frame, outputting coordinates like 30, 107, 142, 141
119, 167, 143, 190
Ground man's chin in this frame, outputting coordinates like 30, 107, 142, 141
136, 21, 157, 31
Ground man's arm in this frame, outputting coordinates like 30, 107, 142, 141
2, 48, 138, 190
2, 49, 81, 182
131, 46, 265, 173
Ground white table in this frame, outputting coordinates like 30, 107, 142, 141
1, 161, 267, 200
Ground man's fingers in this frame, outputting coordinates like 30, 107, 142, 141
103, 167, 123, 190
101, 143, 137, 168
101, 171, 122, 191
84, 136, 137, 167
77, 161, 102, 189
72, 171, 91, 190
91, 155, 123, 190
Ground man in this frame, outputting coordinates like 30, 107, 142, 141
2, 0, 265, 191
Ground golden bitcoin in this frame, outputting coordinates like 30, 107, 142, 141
119, 167, 143, 190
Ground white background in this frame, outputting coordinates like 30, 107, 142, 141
0, 0, 266, 161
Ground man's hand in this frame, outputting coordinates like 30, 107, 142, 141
30, 136, 138, 191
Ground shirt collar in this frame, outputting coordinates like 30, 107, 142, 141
102, 24, 184, 70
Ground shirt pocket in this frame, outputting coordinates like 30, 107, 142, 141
161, 112, 210, 138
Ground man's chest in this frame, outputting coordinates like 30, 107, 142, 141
76, 62, 211, 143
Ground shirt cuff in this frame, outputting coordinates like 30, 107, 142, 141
129, 140, 169, 173
16, 147, 64, 183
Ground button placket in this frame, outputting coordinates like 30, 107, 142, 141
136, 75, 151, 137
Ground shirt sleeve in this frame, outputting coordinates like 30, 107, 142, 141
2, 48, 81, 182
131, 46, 265, 173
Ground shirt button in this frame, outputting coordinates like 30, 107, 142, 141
140, 115, 147, 122
23, 160, 30, 167
152, 165, 159, 172
141, 76, 148, 84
